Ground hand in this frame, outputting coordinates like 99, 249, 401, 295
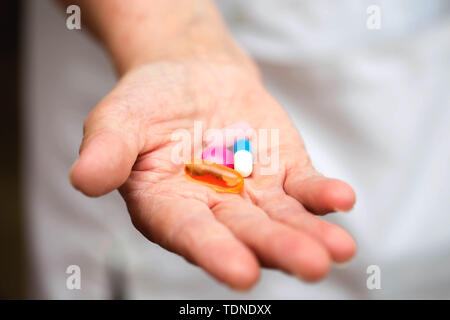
70, 55, 356, 290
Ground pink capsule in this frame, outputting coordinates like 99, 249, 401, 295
201, 146, 234, 168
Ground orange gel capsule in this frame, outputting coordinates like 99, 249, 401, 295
184, 159, 244, 194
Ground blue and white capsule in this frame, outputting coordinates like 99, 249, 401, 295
233, 139, 253, 178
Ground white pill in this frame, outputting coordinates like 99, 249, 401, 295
233, 139, 253, 178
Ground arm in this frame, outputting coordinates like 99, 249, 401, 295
58, 0, 255, 74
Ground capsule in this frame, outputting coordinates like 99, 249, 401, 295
184, 159, 244, 193
233, 139, 253, 178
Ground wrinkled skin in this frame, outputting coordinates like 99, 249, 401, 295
70, 58, 356, 290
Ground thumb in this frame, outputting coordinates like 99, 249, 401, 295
284, 164, 356, 215
69, 100, 141, 197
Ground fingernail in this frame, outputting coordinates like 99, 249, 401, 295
68, 159, 78, 183
334, 207, 353, 214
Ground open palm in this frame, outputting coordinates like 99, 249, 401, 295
70, 58, 356, 289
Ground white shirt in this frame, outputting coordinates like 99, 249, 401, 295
23, 0, 450, 298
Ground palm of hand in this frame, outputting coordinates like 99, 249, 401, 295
71, 59, 356, 289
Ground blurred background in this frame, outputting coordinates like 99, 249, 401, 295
0, 0, 25, 299
1, 0, 450, 299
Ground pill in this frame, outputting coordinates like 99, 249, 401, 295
184, 159, 244, 193
201, 146, 234, 168
233, 139, 253, 178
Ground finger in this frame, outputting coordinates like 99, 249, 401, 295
284, 167, 356, 215
212, 198, 331, 282
126, 194, 260, 290
70, 98, 142, 197
256, 193, 357, 263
